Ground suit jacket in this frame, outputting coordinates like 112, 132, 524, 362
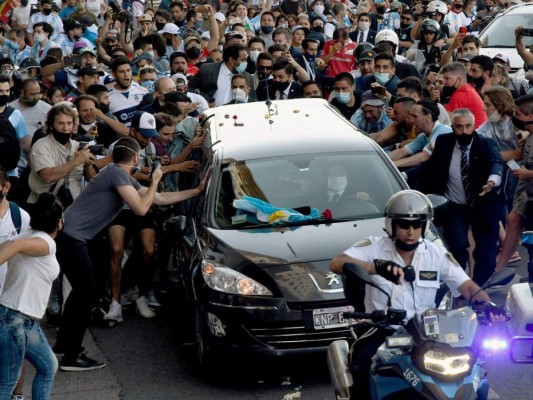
394, 60, 421, 80
188, 62, 257, 101
357, 74, 401, 97
406, 132, 504, 208
257, 80, 302, 101
348, 29, 377, 45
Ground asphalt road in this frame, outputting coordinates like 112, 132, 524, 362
22, 248, 533, 400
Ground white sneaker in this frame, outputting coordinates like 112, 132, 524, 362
104, 299, 123, 324
136, 296, 156, 318
120, 293, 132, 307
146, 290, 161, 309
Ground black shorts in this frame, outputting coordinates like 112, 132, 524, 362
109, 209, 156, 233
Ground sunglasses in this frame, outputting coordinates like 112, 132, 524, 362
396, 219, 423, 230
257, 66, 272, 71
140, 68, 156, 74
401, 17, 412, 21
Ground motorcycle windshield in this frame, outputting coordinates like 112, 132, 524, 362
415, 307, 478, 348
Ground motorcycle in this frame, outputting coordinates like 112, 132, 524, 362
327, 264, 515, 400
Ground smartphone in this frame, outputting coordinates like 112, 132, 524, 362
507, 159, 520, 170
521, 28, 533, 37
149, 159, 160, 179
78, 141, 89, 150
371, 86, 387, 96
64, 55, 81, 66
459, 26, 467, 35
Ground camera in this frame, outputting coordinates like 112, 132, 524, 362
108, 0, 133, 23
88, 144, 105, 156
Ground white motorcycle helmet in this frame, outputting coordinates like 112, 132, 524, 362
384, 190, 434, 238
375, 29, 400, 48
426, 0, 448, 15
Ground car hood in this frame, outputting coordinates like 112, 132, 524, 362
204, 219, 385, 302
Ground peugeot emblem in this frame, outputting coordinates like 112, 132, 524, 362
325, 272, 340, 286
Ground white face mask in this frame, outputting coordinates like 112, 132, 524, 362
34, 33, 47, 43
314, 4, 325, 15
488, 110, 501, 123
250, 50, 261, 63
358, 21, 370, 31
146, 51, 155, 59
232, 87, 248, 102
328, 176, 348, 192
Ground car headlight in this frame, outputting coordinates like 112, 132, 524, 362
202, 261, 273, 296
423, 350, 471, 377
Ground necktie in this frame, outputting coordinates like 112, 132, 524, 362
461, 146, 475, 207
358, 31, 364, 43
278, 91, 286, 100
332, 194, 340, 203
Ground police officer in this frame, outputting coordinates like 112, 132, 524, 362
329, 190, 493, 398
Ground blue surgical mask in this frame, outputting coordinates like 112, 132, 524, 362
141, 80, 155, 92
335, 91, 351, 104
374, 72, 390, 85
7, 40, 19, 50
236, 61, 248, 73
194, 20, 203, 29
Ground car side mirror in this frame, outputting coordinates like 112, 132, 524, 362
427, 194, 448, 226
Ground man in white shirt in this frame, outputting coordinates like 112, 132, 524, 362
10, 0, 31, 30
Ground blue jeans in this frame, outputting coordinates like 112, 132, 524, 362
0, 305, 58, 400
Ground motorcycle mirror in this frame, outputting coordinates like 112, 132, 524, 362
343, 263, 392, 307
485, 268, 515, 289
469, 269, 516, 305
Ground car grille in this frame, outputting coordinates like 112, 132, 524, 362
287, 299, 348, 310
245, 321, 352, 350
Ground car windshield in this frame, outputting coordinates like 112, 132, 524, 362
213, 152, 404, 229
479, 14, 533, 47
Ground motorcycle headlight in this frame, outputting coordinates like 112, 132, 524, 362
423, 350, 471, 377
202, 261, 273, 296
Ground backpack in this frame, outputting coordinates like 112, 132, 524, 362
0, 113, 19, 171
8, 201, 21, 234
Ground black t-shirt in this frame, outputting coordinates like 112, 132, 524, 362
330, 97, 360, 120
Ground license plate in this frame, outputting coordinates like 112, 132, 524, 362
312, 306, 354, 330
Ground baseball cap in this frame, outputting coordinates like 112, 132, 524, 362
225, 31, 245, 41
361, 90, 385, 107
133, 51, 154, 64
458, 52, 475, 62
358, 50, 377, 63
64, 19, 84, 32
78, 65, 105, 77
492, 53, 510, 65
164, 91, 191, 103
79, 46, 97, 56
137, 14, 153, 23
19, 57, 41, 72
105, 29, 118, 40
201, 31, 210, 40
158, 23, 180, 35
171, 73, 188, 86
214, 12, 226, 22
184, 36, 201, 48
73, 41, 87, 53
131, 111, 158, 138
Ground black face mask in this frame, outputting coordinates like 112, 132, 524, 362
100, 103, 110, 114
400, 22, 412, 29
456, 133, 474, 146
73, 35, 81, 41
185, 46, 201, 59
258, 72, 269, 80
312, 26, 324, 33
486, 5, 494, 10
376, 5, 385, 14
52, 129, 71, 145
20, 0, 29, 6
454, 3, 463, 9
467, 75, 485, 90
512, 115, 533, 130
0, 94, 9, 107
441, 84, 457, 101
42, 8, 52, 15
274, 81, 290, 92
304, 53, 315, 62
395, 238, 420, 252
261, 25, 274, 34
155, 22, 165, 30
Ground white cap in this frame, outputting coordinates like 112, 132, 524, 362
201, 31, 210, 40
214, 12, 226, 22
171, 73, 188, 86
131, 111, 158, 138
158, 23, 180, 35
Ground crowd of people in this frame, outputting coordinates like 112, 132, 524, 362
0, 0, 533, 397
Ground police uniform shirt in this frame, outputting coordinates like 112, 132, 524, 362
344, 235, 469, 320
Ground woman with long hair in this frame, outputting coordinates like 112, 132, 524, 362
0, 193, 63, 399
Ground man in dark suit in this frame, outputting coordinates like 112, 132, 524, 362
406, 108, 504, 285
188, 43, 256, 106
348, 12, 377, 44
257, 57, 302, 101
